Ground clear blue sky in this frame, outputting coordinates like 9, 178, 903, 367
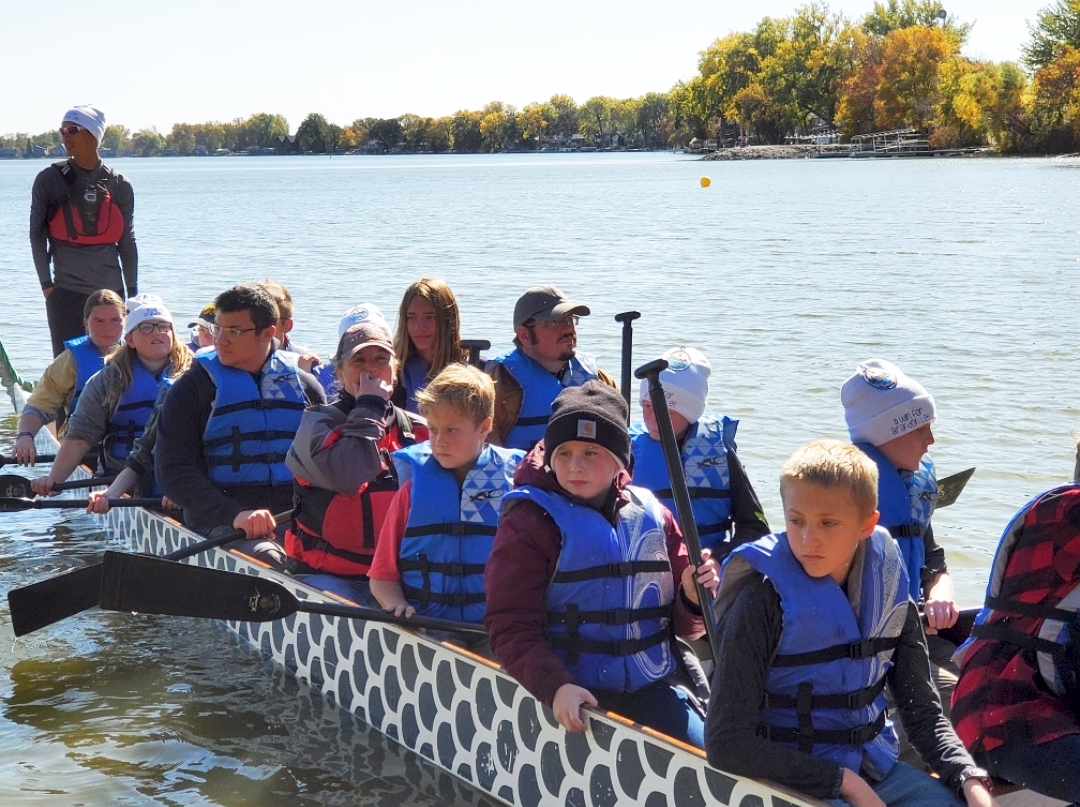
2, 0, 1047, 136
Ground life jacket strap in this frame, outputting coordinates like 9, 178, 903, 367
291, 522, 376, 567
514, 414, 550, 427
402, 522, 498, 538
985, 595, 1080, 627
771, 636, 899, 667
890, 523, 925, 538
547, 625, 669, 660
762, 676, 887, 712
654, 487, 732, 501
551, 560, 669, 584
758, 706, 886, 750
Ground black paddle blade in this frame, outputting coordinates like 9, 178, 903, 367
8, 564, 103, 637
98, 551, 302, 622
937, 468, 975, 509
0, 475, 33, 499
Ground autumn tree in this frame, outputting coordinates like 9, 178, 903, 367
1027, 44, 1080, 151
450, 110, 482, 152
131, 128, 165, 157
101, 125, 131, 155
862, 0, 970, 43
547, 94, 580, 138
637, 92, 671, 148
873, 25, 955, 129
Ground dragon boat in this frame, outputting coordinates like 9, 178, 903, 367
1, 339, 1063, 807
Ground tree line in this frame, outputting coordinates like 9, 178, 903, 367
4, 0, 1079, 156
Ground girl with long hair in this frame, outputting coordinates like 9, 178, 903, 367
392, 278, 466, 413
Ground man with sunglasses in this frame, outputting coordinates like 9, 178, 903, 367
486, 285, 616, 450
155, 283, 325, 569
30, 105, 138, 357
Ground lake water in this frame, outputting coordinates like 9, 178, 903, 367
1, 152, 1078, 805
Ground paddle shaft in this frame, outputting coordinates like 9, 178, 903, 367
614, 311, 640, 410
7, 509, 294, 637
635, 358, 722, 661
1, 453, 56, 466
1, 497, 162, 511
99, 549, 486, 636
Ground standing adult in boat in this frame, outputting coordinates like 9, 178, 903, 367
31, 300, 190, 490
485, 285, 616, 451
391, 278, 466, 414
30, 105, 137, 357
284, 311, 428, 603
154, 284, 325, 568
14, 289, 125, 465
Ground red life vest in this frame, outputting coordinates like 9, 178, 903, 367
285, 407, 428, 577
47, 160, 126, 246
951, 485, 1080, 753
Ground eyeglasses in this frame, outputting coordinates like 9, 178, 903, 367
58, 125, 85, 136
135, 321, 173, 334
208, 323, 257, 340
534, 315, 579, 330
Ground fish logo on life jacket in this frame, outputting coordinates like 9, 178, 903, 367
666, 349, 692, 371
859, 363, 896, 390
698, 456, 727, 469
468, 488, 505, 504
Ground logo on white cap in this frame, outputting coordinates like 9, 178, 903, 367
667, 349, 692, 371
859, 363, 897, 390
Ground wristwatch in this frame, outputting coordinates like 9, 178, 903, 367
958, 767, 993, 793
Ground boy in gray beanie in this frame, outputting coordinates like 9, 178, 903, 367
842, 358, 960, 769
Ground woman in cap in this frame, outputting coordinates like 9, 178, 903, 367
392, 278, 466, 414
32, 299, 192, 492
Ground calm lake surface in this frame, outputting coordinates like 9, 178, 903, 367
1, 152, 1078, 804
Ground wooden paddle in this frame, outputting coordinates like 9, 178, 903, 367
635, 358, 721, 661
6, 509, 293, 637
0, 474, 116, 499
97, 550, 487, 636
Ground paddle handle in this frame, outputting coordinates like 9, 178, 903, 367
460, 339, 490, 369
299, 600, 488, 635
54, 476, 117, 492
615, 311, 641, 411
162, 509, 295, 562
0, 453, 57, 466
635, 358, 721, 660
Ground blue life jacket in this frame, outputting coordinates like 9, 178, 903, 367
856, 442, 936, 601
630, 416, 738, 551
64, 335, 108, 415
491, 348, 600, 451
105, 359, 171, 464
393, 442, 522, 623
715, 528, 908, 779
504, 484, 676, 693
197, 348, 307, 488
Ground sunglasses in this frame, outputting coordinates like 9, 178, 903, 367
58, 124, 85, 136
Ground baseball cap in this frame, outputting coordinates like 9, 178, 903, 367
337, 303, 390, 339
513, 285, 591, 328
334, 320, 395, 363
188, 304, 216, 329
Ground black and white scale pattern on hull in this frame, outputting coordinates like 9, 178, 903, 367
103, 506, 826, 807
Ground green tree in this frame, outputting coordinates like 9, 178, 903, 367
101, 125, 130, 155
166, 123, 197, 155
297, 113, 332, 153
131, 128, 165, 157
368, 118, 402, 152
547, 94, 579, 138
1023, 0, 1080, 70
450, 110, 482, 152
637, 92, 671, 148
518, 102, 550, 150
239, 113, 289, 149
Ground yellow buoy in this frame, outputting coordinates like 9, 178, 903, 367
700, 176, 711, 188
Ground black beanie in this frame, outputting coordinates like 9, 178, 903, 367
544, 381, 631, 468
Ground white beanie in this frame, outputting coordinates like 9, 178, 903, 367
125, 293, 164, 313
338, 303, 390, 339
842, 359, 936, 447
61, 105, 107, 144
639, 346, 711, 425
125, 302, 174, 337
